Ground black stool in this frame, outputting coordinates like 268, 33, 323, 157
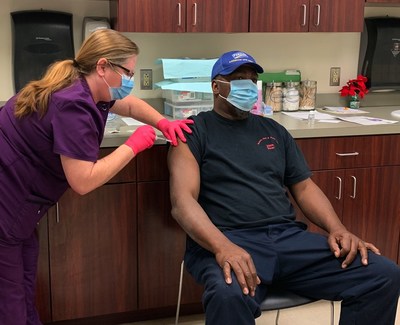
260, 288, 334, 325
175, 261, 335, 325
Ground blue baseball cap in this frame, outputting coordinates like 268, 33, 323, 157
211, 50, 264, 80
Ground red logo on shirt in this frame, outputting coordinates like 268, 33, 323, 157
257, 136, 278, 150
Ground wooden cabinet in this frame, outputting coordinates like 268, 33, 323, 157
36, 149, 138, 322
35, 134, 399, 323
295, 135, 400, 263
47, 184, 138, 321
36, 146, 202, 323
250, 0, 365, 32
110, 0, 249, 32
137, 146, 203, 310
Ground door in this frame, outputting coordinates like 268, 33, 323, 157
137, 181, 202, 310
187, 0, 249, 32
36, 216, 52, 323
293, 170, 345, 235
111, 0, 186, 32
136, 146, 203, 310
250, 0, 310, 32
342, 167, 400, 263
249, 0, 364, 32
308, 0, 364, 32
48, 184, 138, 321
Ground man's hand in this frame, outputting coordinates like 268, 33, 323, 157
215, 243, 260, 297
328, 229, 381, 268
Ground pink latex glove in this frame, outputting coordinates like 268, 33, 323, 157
125, 125, 156, 155
156, 118, 194, 146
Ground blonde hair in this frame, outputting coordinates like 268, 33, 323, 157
14, 29, 139, 118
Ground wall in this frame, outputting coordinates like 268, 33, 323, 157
0, 2, 399, 101
0, 0, 110, 100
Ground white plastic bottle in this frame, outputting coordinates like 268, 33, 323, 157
307, 110, 315, 127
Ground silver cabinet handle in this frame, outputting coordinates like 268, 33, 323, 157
335, 152, 359, 157
56, 202, 60, 223
335, 176, 342, 200
315, 4, 321, 26
301, 4, 307, 27
350, 176, 357, 199
177, 2, 182, 27
192, 2, 197, 26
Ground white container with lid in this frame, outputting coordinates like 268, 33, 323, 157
282, 81, 300, 111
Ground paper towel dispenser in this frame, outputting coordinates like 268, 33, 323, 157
82, 17, 110, 41
358, 17, 400, 91
11, 10, 74, 93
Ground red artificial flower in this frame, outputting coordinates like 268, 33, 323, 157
339, 75, 369, 99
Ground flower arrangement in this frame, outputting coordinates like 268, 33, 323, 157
339, 75, 369, 99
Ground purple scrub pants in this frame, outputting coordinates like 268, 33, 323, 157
185, 223, 400, 325
0, 230, 42, 325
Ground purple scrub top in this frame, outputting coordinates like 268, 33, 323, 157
0, 77, 113, 241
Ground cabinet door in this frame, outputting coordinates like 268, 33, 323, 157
249, 0, 364, 32
250, 0, 310, 32
342, 167, 400, 263
187, 0, 249, 32
137, 181, 203, 310
36, 217, 52, 323
293, 170, 345, 234
111, 0, 186, 32
48, 184, 138, 321
308, 0, 364, 32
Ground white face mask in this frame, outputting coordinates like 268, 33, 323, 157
217, 79, 258, 111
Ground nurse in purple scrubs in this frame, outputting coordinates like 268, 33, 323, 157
0, 29, 193, 325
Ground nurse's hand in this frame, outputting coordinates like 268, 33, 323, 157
125, 125, 156, 155
156, 118, 194, 146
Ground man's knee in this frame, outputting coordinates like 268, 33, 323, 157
366, 254, 400, 295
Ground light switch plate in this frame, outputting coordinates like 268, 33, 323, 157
330, 67, 340, 86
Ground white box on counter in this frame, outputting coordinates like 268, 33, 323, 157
164, 101, 213, 119
162, 89, 213, 104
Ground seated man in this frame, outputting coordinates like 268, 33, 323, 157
167, 50, 400, 324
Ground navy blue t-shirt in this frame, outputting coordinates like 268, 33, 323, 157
185, 110, 312, 230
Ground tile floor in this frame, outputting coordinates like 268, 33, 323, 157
122, 299, 400, 325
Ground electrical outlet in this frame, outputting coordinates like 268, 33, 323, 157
330, 67, 340, 86
140, 69, 152, 90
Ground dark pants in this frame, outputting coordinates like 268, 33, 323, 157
185, 223, 400, 325
0, 230, 42, 325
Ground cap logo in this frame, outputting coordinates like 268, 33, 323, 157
229, 52, 253, 64
232, 52, 249, 59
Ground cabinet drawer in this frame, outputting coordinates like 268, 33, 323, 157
296, 134, 400, 170
99, 148, 137, 183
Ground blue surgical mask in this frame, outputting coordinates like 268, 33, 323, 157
218, 79, 258, 111
103, 74, 134, 100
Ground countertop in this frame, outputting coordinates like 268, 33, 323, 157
2, 100, 398, 146
101, 105, 400, 147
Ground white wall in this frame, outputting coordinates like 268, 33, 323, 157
0, 2, 399, 101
